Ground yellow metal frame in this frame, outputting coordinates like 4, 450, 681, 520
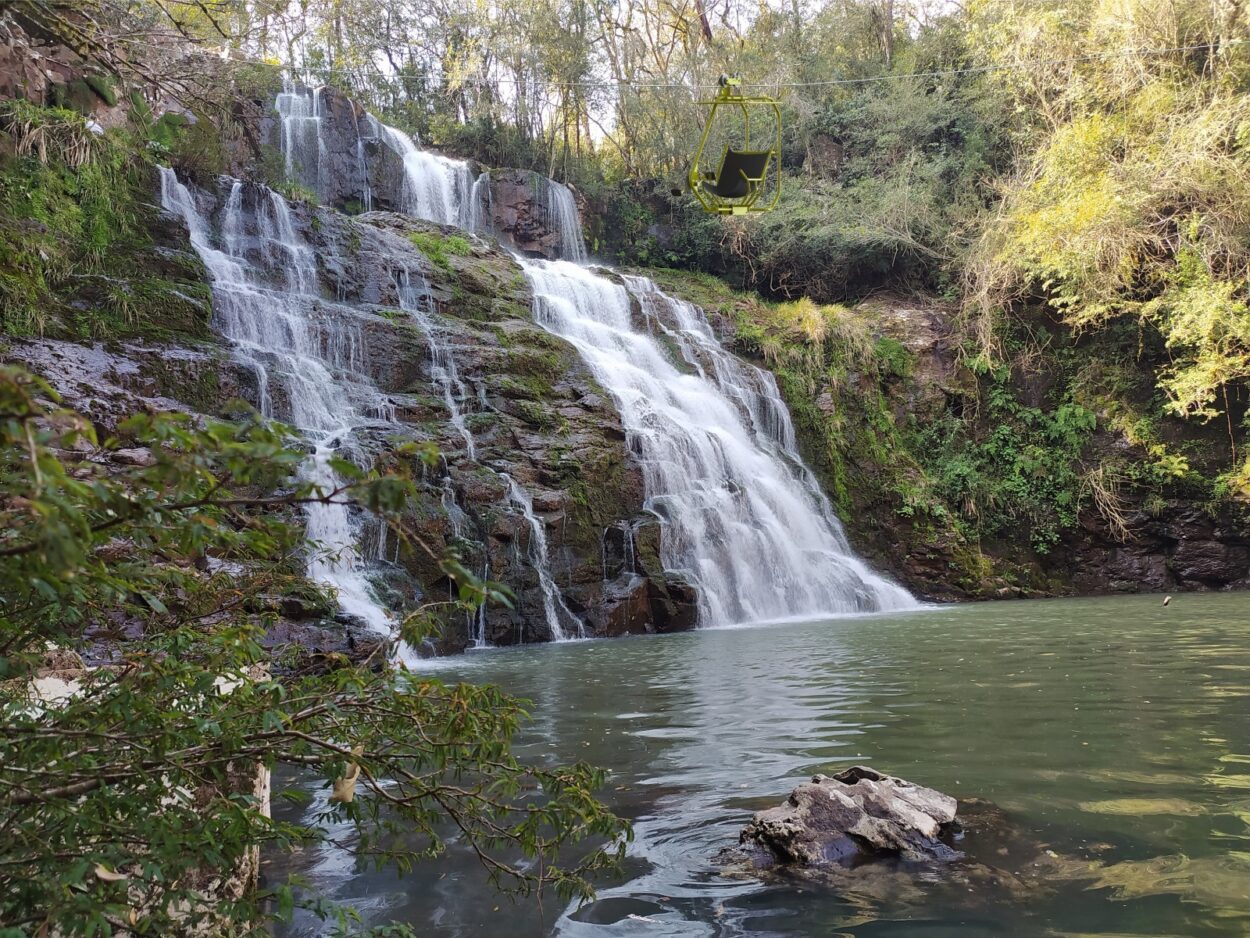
687, 77, 782, 216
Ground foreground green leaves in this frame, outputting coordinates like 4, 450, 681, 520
0, 367, 627, 934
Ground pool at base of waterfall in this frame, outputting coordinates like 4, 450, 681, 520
266, 592, 1250, 937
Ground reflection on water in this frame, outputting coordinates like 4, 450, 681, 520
269, 593, 1250, 936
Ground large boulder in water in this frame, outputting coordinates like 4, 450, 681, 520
737, 766, 961, 868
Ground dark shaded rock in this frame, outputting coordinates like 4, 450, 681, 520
486, 169, 586, 259
278, 594, 329, 620
261, 617, 388, 674
649, 573, 698, 633
597, 575, 653, 636
737, 766, 960, 870
1171, 539, 1250, 584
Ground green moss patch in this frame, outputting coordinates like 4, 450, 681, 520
410, 231, 474, 273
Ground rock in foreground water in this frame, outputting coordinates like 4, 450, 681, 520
737, 766, 961, 868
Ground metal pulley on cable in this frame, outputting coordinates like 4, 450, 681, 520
686, 76, 782, 215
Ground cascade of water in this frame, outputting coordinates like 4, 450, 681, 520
269, 102, 914, 634
521, 258, 916, 625
275, 79, 325, 198
158, 167, 394, 634
469, 171, 493, 236
624, 274, 845, 530
394, 269, 476, 459
471, 554, 491, 648
545, 178, 586, 263
368, 116, 476, 228
501, 475, 585, 641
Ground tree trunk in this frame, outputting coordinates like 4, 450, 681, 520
694, 0, 714, 43
882, 0, 894, 68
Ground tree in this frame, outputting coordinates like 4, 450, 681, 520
0, 366, 627, 934
964, 0, 1250, 485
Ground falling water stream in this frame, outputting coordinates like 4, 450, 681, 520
394, 268, 477, 460
158, 168, 394, 634
367, 115, 478, 228
523, 258, 914, 622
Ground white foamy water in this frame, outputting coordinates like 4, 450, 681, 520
275, 79, 325, 198
158, 167, 393, 634
501, 475, 586, 641
367, 116, 478, 228
545, 178, 586, 263
522, 259, 915, 623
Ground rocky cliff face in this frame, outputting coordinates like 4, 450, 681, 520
847, 296, 1250, 598
7, 167, 694, 651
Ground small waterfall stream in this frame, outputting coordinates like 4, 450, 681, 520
469, 172, 493, 235
158, 168, 395, 635
367, 116, 477, 228
394, 269, 476, 459
545, 179, 586, 264
274, 80, 325, 198
500, 475, 585, 641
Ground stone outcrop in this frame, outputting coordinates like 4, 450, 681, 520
484, 168, 587, 259
735, 766, 961, 870
718, 774, 1101, 912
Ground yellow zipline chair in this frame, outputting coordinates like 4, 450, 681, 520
687, 76, 782, 215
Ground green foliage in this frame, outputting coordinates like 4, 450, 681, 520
0, 367, 627, 934
911, 368, 1097, 554
966, 0, 1250, 464
410, 231, 474, 272
0, 101, 211, 340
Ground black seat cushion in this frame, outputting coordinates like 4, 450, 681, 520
707, 149, 772, 198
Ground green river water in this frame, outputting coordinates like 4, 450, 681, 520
272, 593, 1250, 936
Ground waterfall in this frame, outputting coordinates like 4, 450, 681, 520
624, 275, 846, 526
158, 167, 394, 635
469, 171, 493, 236
263, 97, 914, 636
368, 116, 476, 228
545, 178, 586, 263
521, 258, 916, 624
501, 475, 585, 641
275, 79, 324, 198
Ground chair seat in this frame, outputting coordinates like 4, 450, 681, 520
706, 149, 772, 199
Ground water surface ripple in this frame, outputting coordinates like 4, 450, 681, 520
271, 594, 1250, 937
